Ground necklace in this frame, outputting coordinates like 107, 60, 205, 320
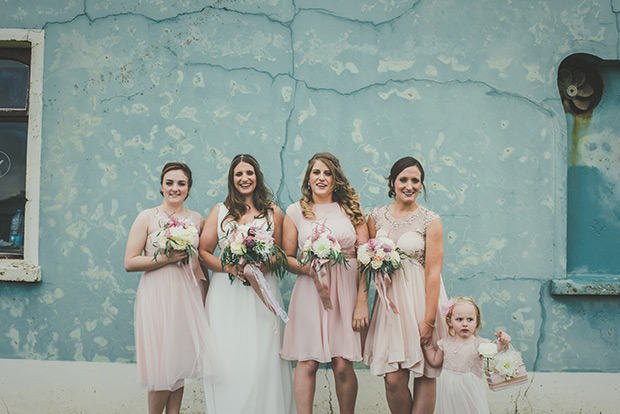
160, 205, 185, 217
384, 204, 421, 227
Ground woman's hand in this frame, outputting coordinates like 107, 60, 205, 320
352, 301, 369, 331
167, 249, 189, 265
418, 321, 434, 347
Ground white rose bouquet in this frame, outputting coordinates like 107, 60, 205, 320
152, 216, 200, 284
357, 236, 409, 313
298, 222, 348, 311
220, 223, 288, 322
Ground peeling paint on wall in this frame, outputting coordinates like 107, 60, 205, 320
0, 0, 619, 372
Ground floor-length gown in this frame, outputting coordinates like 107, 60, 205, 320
204, 203, 295, 414
134, 208, 216, 391
436, 336, 490, 414
363, 204, 449, 377
281, 201, 361, 363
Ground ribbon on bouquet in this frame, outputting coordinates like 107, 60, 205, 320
239, 257, 289, 323
374, 271, 399, 314
178, 259, 199, 286
311, 258, 333, 311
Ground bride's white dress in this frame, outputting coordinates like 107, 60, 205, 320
204, 203, 295, 414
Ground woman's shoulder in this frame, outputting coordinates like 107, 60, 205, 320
419, 205, 440, 221
284, 201, 301, 215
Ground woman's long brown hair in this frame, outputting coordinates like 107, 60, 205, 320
300, 152, 364, 226
222, 154, 275, 229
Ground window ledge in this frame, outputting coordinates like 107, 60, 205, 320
0, 260, 41, 282
551, 276, 620, 296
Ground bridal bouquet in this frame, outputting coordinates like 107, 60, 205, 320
221, 223, 288, 322
479, 342, 529, 391
298, 222, 348, 310
357, 236, 408, 313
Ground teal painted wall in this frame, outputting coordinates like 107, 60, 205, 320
0, 0, 618, 372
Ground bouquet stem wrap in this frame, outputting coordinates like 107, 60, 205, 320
311, 258, 333, 311
239, 257, 289, 323
374, 271, 398, 314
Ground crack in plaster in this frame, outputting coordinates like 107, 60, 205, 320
276, 81, 298, 205
39, 5, 554, 114
323, 367, 335, 414
531, 283, 548, 371
296, 0, 422, 26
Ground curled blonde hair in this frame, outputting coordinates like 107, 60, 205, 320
444, 296, 482, 336
300, 152, 364, 226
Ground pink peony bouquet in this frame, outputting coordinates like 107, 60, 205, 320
357, 236, 409, 313
298, 222, 348, 311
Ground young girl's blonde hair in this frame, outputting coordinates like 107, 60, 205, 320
443, 296, 482, 336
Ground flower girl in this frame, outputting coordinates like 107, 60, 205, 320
422, 296, 511, 414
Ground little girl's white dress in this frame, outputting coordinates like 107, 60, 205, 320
436, 336, 490, 414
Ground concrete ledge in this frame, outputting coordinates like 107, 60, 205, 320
551, 276, 620, 295
1, 359, 619, 413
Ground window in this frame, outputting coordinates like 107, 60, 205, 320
552, 54, 620, 295
0, 29, 43, 282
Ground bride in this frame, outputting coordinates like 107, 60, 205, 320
199, 154, 295, 414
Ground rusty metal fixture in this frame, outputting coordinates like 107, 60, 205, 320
557, 55, 603, 115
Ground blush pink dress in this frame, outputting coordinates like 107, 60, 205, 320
281, 202, 361, 363
363, 204, 449, 377
436, 336, 491, 414
134, 208, 216, 391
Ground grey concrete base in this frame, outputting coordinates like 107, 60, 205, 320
0, 359, 618, 413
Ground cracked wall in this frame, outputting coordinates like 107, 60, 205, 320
0, 0, 618, 372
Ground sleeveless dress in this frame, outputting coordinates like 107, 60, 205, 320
204, 203, 295, 414
281, 202, 361, 363
134, 208, 216, 391
436, 336, 490, 414
363, 204, 449, 377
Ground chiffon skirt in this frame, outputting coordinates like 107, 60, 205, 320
134, 263, 216, 391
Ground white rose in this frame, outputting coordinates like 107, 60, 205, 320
478, 342, 498, 359
230, 241, 244, 255
370, 259, 383, 270
357, 246, 371, 265
375, 249, 387, 260
302, 239, 312, 252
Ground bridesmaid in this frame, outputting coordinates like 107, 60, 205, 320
199, 154, 295, 414
281, 152, 369, 414
363, 156, 449, 414
124, 162, 216, 414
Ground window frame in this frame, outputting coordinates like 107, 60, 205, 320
0, 29, 43, 282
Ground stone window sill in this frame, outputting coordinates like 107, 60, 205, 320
551, 276, 620, 296
0, 260, 41, 282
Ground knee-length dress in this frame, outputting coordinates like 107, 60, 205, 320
363, 204, 449, 377
134, 208, 216, 391
204, 203, 295, 414
281, 201, 361, 363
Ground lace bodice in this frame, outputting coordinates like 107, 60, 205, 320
438, 336, 490, 378
369, 204, 439, 267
